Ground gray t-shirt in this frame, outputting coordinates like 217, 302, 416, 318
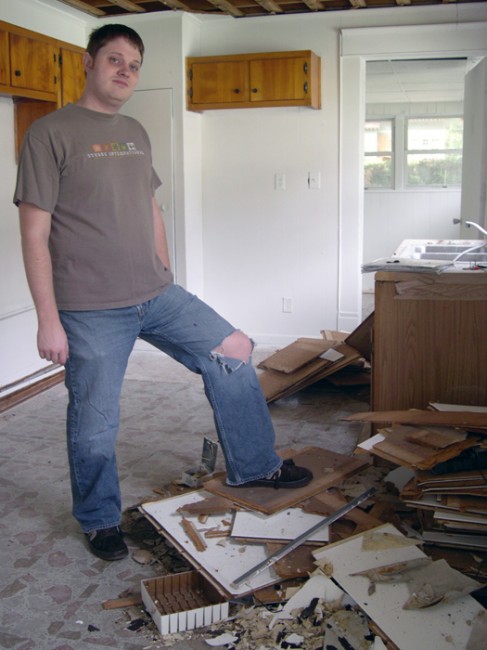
13, 103, 173, 310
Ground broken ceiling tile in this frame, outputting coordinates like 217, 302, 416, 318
312, 523, 484, 650
269, 572, 344, 629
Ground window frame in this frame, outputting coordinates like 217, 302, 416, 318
365, 113, 464, 191
364, 117, 395, 190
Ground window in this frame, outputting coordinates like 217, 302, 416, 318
364, 115, 463, 189
406, 117, 463, 187
364, 119, 393, 189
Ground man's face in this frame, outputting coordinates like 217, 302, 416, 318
83, 36, 142, 112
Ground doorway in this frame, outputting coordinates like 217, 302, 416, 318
338, 22, 487, 332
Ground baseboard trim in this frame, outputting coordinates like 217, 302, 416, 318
0, 369, 65, 413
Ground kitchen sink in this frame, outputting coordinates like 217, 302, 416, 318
394, 239, 487, 265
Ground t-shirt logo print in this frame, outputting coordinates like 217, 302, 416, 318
88, 142, 144, 158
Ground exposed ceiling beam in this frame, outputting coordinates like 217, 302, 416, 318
56, 0, 106, 16
301, 0, 325, 10
206, 0, 244, 17
253, 0, 284, 14
156, 0, 195, 11
106, 0, 146, 11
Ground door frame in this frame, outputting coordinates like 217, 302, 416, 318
338, 21, 487, 332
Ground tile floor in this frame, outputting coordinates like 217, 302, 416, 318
0, 344, 370, 649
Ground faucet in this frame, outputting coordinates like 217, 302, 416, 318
453, 218, 487, 237
451, 220, 487, 264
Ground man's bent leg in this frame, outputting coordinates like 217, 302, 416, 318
140, 286, 282, 484
60, 308, 139, 533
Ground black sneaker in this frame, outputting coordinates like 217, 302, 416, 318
238, 459, 313, 489
85, 526, 128, 561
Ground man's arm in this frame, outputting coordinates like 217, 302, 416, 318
18, 202, 69, 365
152, 197, 171, 270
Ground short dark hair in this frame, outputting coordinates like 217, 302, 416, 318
86, 24, 144, 63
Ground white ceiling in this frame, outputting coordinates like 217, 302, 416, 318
366, 58, 476, 104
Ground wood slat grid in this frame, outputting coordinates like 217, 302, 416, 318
54, 0, 487, 19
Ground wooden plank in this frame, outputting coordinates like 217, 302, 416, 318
371, 424, 480, 470
403, 425, 467, 449
344, 410, 487, 429
203, 447, 370, 515
258, 338, 336, 374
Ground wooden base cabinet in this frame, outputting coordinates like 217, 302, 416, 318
372, 271, 487, 410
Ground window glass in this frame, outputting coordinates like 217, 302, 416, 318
406, 117, 463, 187
364, 119, 393, 189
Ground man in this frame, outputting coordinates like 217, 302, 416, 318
14, 24, 312, 562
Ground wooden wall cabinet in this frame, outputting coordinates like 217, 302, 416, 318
0, 21, 84, 157
372, 271, 487, 411
9, 32, 58, 95
186, 51, 321, 111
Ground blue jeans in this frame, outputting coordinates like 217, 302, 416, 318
59, 284, 281, 533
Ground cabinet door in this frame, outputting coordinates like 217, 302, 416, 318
9, 33, 57, 94
60, 47, 85, 105
250, 56, 311, 103
190, 60, 248, 105
0, 29, 9, 86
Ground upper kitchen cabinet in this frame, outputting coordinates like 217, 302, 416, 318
186, 51, 321, 111
0, 21, 85, 157
60, 46, 85, 105
9, 32, 58, 97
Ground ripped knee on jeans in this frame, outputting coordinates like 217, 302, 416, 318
211, 330, 253, 364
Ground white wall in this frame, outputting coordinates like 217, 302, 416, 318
1, 1, 487, 388
0, 0, 91, 388
187, 7, 487, 341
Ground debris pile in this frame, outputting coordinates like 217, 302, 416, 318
350, 406, 487, 561
105, 318, 487, 649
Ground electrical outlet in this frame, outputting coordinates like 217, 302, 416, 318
282, 297, 293, 313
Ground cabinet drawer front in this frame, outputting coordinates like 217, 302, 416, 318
250, 57, 311, 102
10, 33, 57, 94
191, 61, 248, 104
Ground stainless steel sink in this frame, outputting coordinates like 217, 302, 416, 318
395, 239, 487, 265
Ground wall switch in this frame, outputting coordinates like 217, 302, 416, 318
282, 297, 293, 313
274, 173, 286, 190
308, 171, 321, 189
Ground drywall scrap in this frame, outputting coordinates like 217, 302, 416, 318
313, 523, 485, 650
135, 442, 486, 648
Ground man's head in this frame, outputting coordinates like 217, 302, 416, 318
78, 24, 144, 113
86, 24, 144, 64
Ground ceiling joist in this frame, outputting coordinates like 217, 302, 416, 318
51, 0, 487, 21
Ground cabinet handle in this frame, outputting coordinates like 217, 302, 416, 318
303, 62, 308, 74
233, 88, 240, 94
14, 69, 22, 77
304, 82, 308, 94
251, 88, 258, 93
